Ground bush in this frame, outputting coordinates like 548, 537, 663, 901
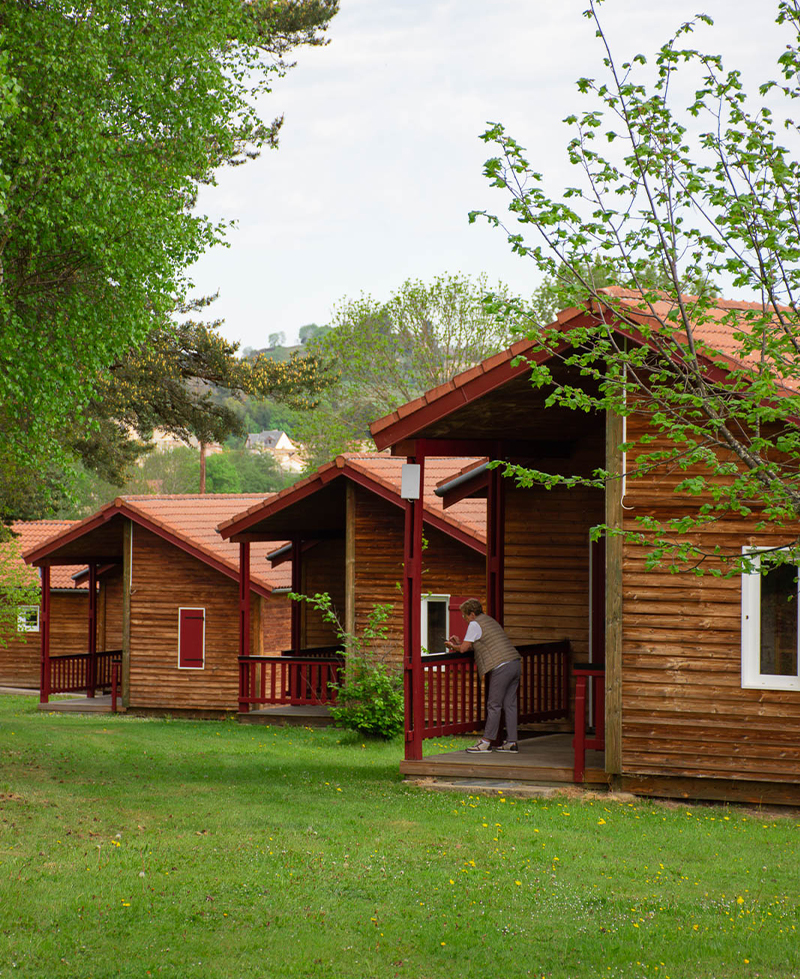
329, 657, 403, 739
289, 591, 404, 739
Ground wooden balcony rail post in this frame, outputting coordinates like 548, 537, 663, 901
39, 566, 51, 705
111, 662, 119, 713
238, 541, 251, 713
87, 563, 97, 697
572, 662, 605, 783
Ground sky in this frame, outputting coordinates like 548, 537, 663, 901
188, 0, 788, 350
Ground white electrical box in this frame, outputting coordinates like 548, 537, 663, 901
400, 463, 421, 500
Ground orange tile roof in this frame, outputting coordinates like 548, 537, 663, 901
3, 521, 86, 590
118, 495, 290, 591
218, 453, 486, 547
21, 497, 290, 592
591, 286, 791, 371
370, 289, 792, 444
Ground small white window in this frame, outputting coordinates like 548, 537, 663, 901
17, 606, 39, 633
741, 549, 800, 691
421, 594, 449, 656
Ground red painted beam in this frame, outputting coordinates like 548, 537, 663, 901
403, 454, 426, 762
87, 563, 97, 697
238, 542, 251, 713
290, 540, 302, 655
40, 566, 50, 705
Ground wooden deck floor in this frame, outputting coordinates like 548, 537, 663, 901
38, 694, 115, 713
401, 733, 607, 786
239, 704, 335, 727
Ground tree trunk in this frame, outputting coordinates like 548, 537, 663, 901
199, 441, 207, 494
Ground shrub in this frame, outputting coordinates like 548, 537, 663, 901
289, 591, 404, 739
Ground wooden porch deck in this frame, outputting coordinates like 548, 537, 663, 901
239, 704, 336, 727
38, 694, 116, 713
401, 733, 608, 786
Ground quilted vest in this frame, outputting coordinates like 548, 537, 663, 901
472, 613, 520, 678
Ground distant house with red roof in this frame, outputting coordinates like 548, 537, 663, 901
217, 454, 487, 713
23, 496, 291, 715
0, 521, 90, 689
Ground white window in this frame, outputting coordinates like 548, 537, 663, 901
17, 606, 39, 633
741, 549, 800, 691
421, 594, 449, 656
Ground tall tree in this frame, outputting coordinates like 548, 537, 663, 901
73, 298, 335, 486
0, 0, 337, 502
294, 273, 519, 467
472, 0, 800, 570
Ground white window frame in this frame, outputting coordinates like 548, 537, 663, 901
420, 593, 449, 657
741, 547, 800, 691
177, 606, 206, 671
17, 606, 40, 633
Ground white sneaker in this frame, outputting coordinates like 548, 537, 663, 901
495, 741, 518, 753
466, 739, 492, 753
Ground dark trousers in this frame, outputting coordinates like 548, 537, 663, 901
484, 659, 521, 742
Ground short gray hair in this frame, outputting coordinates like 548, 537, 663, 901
459, 598, 482, 617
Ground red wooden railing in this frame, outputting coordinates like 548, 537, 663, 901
421, 640, 570, 740
47, 650, 122, 697
238, 650, 345, 711
573, 662, 605, 782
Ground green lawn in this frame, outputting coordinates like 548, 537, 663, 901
0, 695, 798, 979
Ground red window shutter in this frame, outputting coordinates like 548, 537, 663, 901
448, 596, 472, 640
179, 608, 205, 668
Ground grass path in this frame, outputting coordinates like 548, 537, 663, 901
1, 696, 798, 978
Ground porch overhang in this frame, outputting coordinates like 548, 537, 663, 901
23, 500, 277, 599
218, 457, 486, 556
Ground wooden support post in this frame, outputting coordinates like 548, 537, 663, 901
239, 541, 251, 712
97, 577, 107, 654
403, 454, 425, 761
486, 460, 505, 624
122, 521, 132, 709
39, 566, 51, 705
111, 662, 119, 713
252, 594, 264, 658
573, 674, 587, 783
604, 409, 624, 777
345, 482, 356, 645
87, 563, 97, 697
290, 540, 302, 655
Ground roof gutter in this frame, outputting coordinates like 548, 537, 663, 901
267, 543, 292, 564
434, 462, 489, 498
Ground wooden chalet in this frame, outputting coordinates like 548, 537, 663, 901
0, 521, 89, 689
369, 289, 800, 806
23, 495, 291, 715
216, 453, 488, 717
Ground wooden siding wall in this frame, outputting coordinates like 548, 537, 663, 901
0, 627, 39, 688
503, 483, 604, 674
129, 527, 289, 711
301, 538, 345, 649
0, 592, 89, 688
260, 593, 292, 654
101, 573, 124, 651
353, 487, 485, 666
621, 411, 800, 786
